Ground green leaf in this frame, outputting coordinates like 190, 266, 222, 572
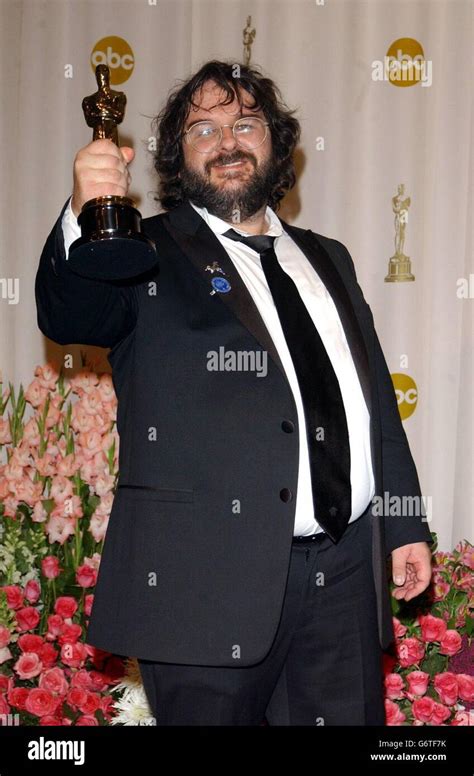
464, 616, 474, 636
420, 652, 448, 676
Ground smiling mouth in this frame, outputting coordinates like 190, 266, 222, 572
213, 159, 248, 169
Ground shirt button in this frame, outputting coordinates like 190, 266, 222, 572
280, 488, 293, 502
281, 420, 295, 433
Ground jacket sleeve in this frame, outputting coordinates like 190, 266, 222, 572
332, 238, 434, 555
35, 199, 138, 347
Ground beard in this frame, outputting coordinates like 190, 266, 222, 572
179, 148, 278, 222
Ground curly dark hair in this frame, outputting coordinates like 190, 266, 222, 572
151, 59, 301, 211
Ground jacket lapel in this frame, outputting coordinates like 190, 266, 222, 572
163, 203, 287, 378
163, 202, 372, 416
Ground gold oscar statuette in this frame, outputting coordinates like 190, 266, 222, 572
385, 184, 415, 282
68, 64, 157, 280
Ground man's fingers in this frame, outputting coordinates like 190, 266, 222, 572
120, 146, 135, 165
77, 153, 127, 174
391, 564, 432, 600
72, 140, 133, 214
392, 563, 407, 586
88, 138, 123, 157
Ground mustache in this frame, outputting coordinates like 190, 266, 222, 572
206, 152, 256, 171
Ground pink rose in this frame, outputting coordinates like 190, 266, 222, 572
58, 623, 82, 645
7, 686, 29, 710
88, 671, 109, 691
39, 667, 69, 697
419, 614, 447, 642
16, 606, 40, 632
60, 642, 87, 668
100, 695, 115, 718
38, 642, 59, 669
17, 634, 44, 654
392, 617, 407, 639
434, 673, 458, 706
385, 699, 406, 725
412, 696, 436, 723
76, 691, 101, 715
25, 688, 59, 718
40, 715, 63, 725
84, 594, 94, 616
46, 614, 64, 639
70, 670, 93, 690
431, 701, 451, 725
1, 585, 23, 609
451, 711, 473, 726
396, 637, 425, 668
76, 564, 97, 588
42, 556, 61, 579
76, 715, 99, 725
406, 671, 430, 697
0, 694, 11, 716
0, 625, 11, 649
456, 674, 474, 703
67, 687, 88, 710
14, 652, 43, 680
439, 630, 462, 656
24, 579, 41, 604
384, 673, 405, 700
54, 597, 78, 619
0, 675, 11, 693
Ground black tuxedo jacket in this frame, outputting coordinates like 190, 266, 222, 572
35, 199, 433, 666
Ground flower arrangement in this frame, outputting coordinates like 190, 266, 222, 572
384, 540, 474, 725
0, 360, 130, 725
0, 361, 472, 726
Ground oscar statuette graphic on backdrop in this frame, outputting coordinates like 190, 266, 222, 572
385, 183, 415, 282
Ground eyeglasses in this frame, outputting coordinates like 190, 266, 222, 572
183, 117, 270, 153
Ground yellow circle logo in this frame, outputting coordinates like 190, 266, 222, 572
91, 37, 134, 85
391, 373, 418, 420
386, 38, 425, 87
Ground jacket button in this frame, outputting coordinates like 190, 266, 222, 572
281, 420, 295, 433
280, 488, 293, 502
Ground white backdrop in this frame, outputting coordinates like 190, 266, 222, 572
0, 0, 472, 550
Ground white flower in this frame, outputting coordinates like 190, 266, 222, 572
0, 646, 12, 664
109, 657, 156, 726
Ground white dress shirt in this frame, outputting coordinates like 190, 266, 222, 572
61, 198, 375, 536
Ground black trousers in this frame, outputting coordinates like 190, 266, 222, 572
137, 509, 385, 725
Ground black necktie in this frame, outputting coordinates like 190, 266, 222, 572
224, 228, 351, 543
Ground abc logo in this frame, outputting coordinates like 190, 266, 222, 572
391, 373, 418, 420
91, 36, 134, 85
386, 38, 425, 88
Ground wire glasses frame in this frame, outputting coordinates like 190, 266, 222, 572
183, 117, 270, 153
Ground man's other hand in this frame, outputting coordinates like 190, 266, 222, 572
391, 542, 432, 601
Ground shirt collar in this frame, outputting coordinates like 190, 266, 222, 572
189, 200, 283, 238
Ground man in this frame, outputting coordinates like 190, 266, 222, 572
35, 60, 433, 726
